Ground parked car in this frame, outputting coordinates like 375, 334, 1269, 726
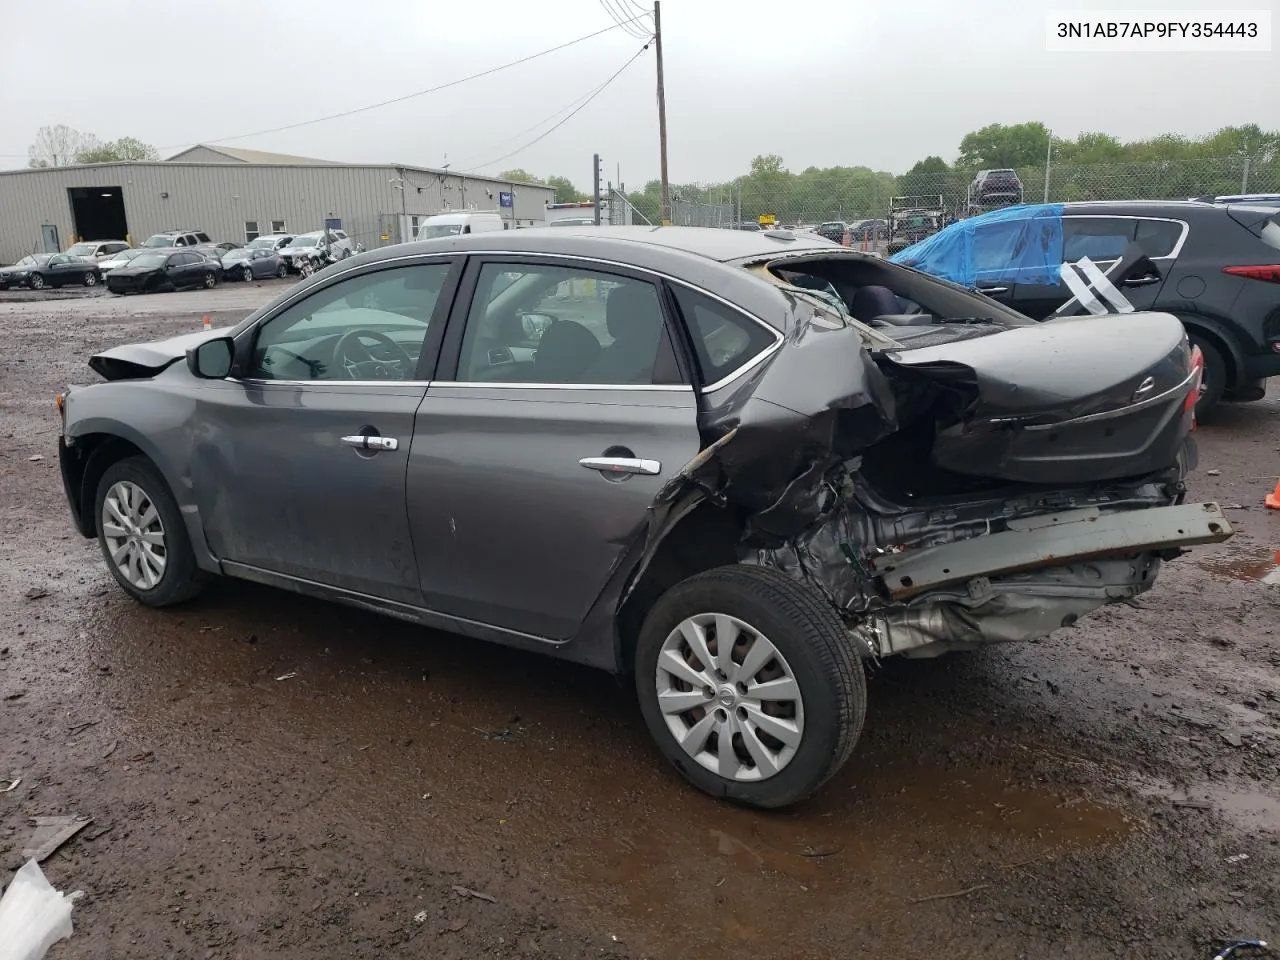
811, 221, 844, 243
105, 250, 222, 294
278, 231, 356, 272
66, 240, 131, 262
221, 246, 289, 281
547, 218, 598, 228
56, 225, 1229, 808
891, 200, 1280, 414
1190, 193, 1280, 208
0, 253, 101, 290
211, 242, 239, 256
97, 248, 150, 276
247, 235, 295, 252
141, 229, 213, 249
969, 169, 1024, 206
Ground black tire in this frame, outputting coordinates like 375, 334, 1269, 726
94, 456, 203, 607
1190, 334, 1226, 417
29, 273, 45, 290
276, 263, 288, 279
634, 564, 866, 809
84, 271, 98, 287
202, 271, 217, 288
241, 265, 254, 282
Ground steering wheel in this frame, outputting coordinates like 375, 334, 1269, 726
333, 328, 415, 380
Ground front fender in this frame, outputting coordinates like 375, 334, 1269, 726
62, 382, 219, 572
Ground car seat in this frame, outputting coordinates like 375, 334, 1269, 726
530, 320, 601, 382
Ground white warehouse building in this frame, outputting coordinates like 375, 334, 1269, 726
0, 145, 556, 264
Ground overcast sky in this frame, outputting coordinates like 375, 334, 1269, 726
1, 0, 1275, 186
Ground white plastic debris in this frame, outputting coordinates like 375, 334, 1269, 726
0, 860, 80, 960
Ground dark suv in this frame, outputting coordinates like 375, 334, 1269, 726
895, 200, 1280, 413
970, 169, 1023, 206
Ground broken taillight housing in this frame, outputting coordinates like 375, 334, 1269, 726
1184, 344, 1204, 422
1222, 264, 1280, 284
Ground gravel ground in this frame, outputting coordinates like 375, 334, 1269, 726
1, 284, 1277, 960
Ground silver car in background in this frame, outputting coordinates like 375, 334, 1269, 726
54, 226, 1229, 809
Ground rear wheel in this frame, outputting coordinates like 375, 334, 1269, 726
634, 564, 866, 809
95, 457, 203, 607
1190, 334, 1226, 417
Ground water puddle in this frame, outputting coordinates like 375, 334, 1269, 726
1196, 553, 1280, 583
574, 760, 1132, 956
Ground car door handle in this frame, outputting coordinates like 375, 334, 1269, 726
976, 285, 1009, 294
1122, 275, 1161, 287
341, 435, 399, 451
579, 456, 661, 476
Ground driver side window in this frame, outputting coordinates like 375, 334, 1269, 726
250, 263, 450, 382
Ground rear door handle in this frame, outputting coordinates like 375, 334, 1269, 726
1122, 275, 1161, 287
341, 435, 399, 451
579, 456, 661, 476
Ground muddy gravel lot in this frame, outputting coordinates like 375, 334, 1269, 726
1, 283, 1278, 959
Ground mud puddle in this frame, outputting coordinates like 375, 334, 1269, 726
1196, 552, 1280, 583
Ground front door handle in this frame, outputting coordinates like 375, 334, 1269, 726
1122, 275, 1161, 287
341, 435, 399, 451
579, 456, 661, 476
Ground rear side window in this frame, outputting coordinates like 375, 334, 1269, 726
1063, 218, 1136, 261
1256, 215, 1280, 252
671, 286, 777, 385
1134, 219, 1184, 258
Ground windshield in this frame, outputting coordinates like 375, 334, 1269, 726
131, 253, 169, 268
143, 235, 175, 247
420, 224, 462, 239
290, 235, 319, 247
67, 243, 96, 256
16, 256, 40, 267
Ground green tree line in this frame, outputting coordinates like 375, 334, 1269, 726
621, 123, 1280, 225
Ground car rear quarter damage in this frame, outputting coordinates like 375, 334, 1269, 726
620, 273, 1232, 665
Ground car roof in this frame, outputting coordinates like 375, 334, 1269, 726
389, 225, 841, 264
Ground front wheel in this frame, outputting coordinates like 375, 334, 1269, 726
241, 265, 254, 282
28, 273, 45, 290
202, 271, 217, 289
276, 263, 288, 279
84, 271, 98, 286
634, 564, 866, 809
299, 260, 315, 278
95, 457, 203, 607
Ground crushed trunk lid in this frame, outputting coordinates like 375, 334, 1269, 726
881, 311, 1198, 484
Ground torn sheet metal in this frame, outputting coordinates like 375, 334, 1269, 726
693, 298, 897, 543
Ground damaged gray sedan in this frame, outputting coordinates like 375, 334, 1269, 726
55, 226, 1231, 808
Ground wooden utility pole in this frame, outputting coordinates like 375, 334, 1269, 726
654, 0, 671, 225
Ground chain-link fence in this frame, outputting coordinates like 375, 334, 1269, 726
656, 154, 1279, 235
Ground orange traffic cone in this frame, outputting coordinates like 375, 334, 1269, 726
201, 315, 211, 330
1265, 480, 1280, 510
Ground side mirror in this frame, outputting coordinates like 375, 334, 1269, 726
187, 337, 234, 379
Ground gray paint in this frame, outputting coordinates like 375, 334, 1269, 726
57, 227, 1223, 677
0, 161, 555, 263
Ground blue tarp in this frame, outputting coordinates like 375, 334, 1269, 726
890, 204, 1065, 287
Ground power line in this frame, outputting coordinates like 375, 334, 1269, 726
156, 16, 651, 150
598, 0, 651, 38
461, 42, 651, 174
450, 47, 647, 168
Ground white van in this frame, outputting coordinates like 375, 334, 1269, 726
417, 211, 506, 240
